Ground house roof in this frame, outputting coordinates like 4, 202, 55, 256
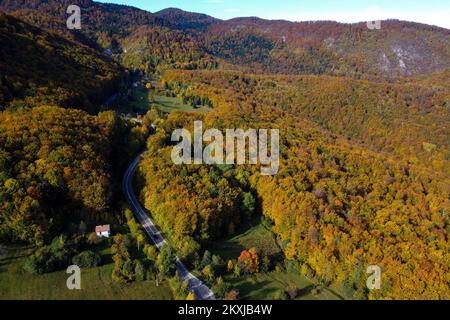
95, 225, 110, 233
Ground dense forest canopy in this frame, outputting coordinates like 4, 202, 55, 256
0, 12, 121, 112
0, 106, 119, 244
120, 26, 217, 74
0, 10, 127, 244
147, 69, 449, 299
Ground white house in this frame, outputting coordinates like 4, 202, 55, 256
95, 225, 111, 238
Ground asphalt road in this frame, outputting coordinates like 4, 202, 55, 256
123, 153, 216, 300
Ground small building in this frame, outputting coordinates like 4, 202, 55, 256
95, 225, 111, 238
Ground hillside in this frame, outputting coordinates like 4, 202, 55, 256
0, 106, 121, 244
0, 12, 122, 112
154, 7, 219, 30
120, 26, 217, 74
1, 1, 449, 79
203, 18, 450, 78
141, 69, 449, 299
0, 0, 448, 301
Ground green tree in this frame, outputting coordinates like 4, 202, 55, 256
241, 192, 256, 220
135, 259, 146, 282
72, 251, 101, 268
157, 244, 177, 277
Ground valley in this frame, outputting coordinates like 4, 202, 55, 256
0, 0, 448, 302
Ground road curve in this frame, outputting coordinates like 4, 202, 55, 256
123, 153, 216, 300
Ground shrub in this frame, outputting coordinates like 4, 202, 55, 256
135, 259, 146, 282
224, 290, 239, 300
87, 232, 103, 245
23, 254, 46, 275
273, 289, 289, 300
23, 236, 73, 274
213, 281, 232, 299
72, 251, 102, 268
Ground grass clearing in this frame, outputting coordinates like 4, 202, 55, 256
154, 95, 211, 114
122, 86, 210, 114
210, 218, 345, 300
227, 272, 342, 300
209, 219, 280, 262
0, 245, 172, 300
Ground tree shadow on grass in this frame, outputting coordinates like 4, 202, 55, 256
297, 284, 316, 298
208, 216, 265, 260
236, 280, 274, 300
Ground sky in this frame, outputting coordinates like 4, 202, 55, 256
96, 0, 450, 29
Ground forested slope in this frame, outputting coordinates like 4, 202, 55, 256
0, 107, 121, 245
137, 70, 449, 299
2, 2, 449, 79
0, 13, 121, 112
0, 0, 448, 300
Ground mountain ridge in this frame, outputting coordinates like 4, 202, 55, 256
1, 1, 448, 79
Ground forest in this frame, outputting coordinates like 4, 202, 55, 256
0, 13, 122, 113
0, 0, 448, 301
135, 69, 449, 299
0, 106, 120, 245
1, 1, 449, 80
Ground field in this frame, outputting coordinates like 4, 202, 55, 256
124, 86, 211, 114
0, 245, 172, 300
209, 219, 281, 262
209, 219, 346, 300
228, 272, 343, 300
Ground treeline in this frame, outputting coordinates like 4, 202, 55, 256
141, 70, 449, 299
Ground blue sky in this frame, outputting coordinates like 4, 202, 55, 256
96, 0, 450, 29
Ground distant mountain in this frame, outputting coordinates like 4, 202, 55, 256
154, 7, 219, 30
0, 0, 162, 47
204, 18, 450, 78
1, 0, 449, 79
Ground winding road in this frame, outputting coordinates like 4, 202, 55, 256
123, 153, 216, 300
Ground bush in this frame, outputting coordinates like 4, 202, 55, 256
311, 287, 321, 296
23, 236, 75, 274
23, 254, 46, 275
87, 232, 103, 245
224, 290, 239, 300
273, 289, 289, 300
122, 260, 136, 282
285, 260, 300, 274
135, 259, 146, 282
213, 281, 232, 299
261, 256, 271, 273
72, 251, 102, 268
